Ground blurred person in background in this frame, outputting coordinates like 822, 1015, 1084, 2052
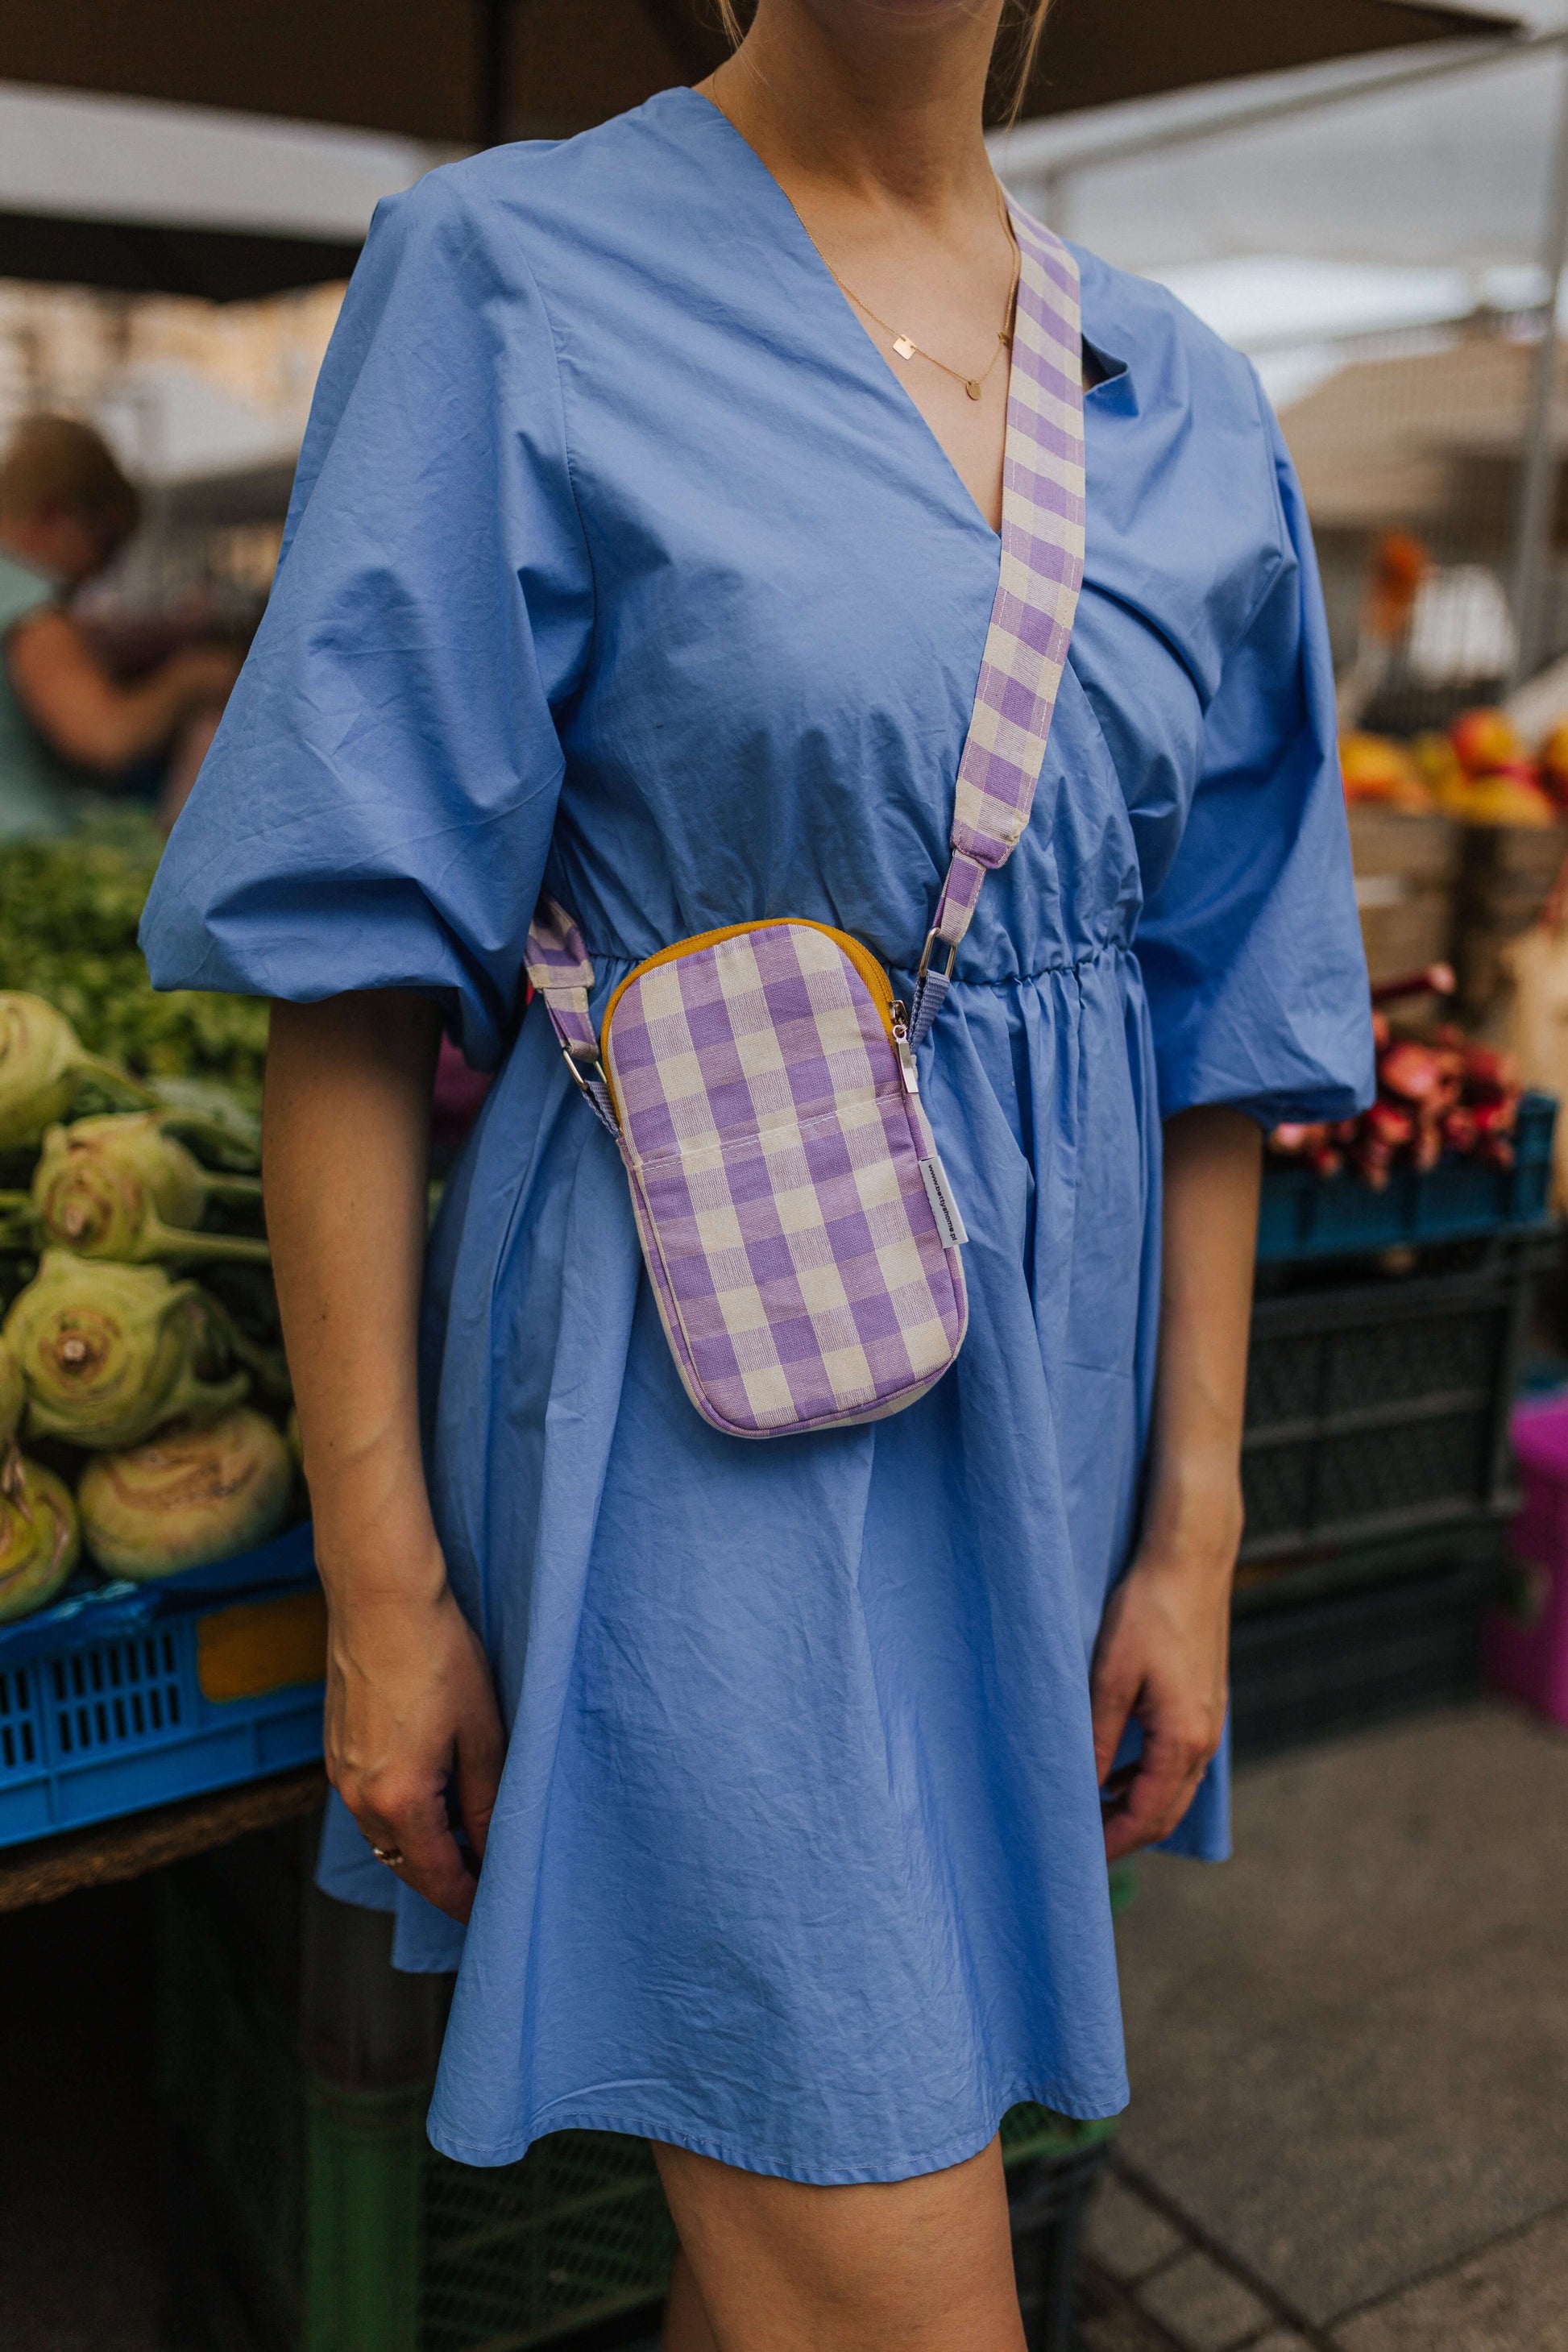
0, 413, 237, 839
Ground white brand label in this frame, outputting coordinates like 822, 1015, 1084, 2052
919, 1155, 969, 1251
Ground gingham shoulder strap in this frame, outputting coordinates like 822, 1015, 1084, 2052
907, 211, 1087, 1045
524, 894, 620, 1134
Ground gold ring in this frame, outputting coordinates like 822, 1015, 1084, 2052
370, 1844, 405, 1867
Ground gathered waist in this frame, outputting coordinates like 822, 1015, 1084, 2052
575, 932, 1137, 995
915, 941, 1138, 993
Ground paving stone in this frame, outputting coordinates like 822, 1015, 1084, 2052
1247, 2335, 1317, 2350
1085, 2267, 1194, 2352
1136, 2250, 1276, 2350
1112, 1704, 1568, 2324
1080, 2315, 1177, 2352
1117, 1704, 1568, 2035
1085, 2175, 1190, 2282
1118, 1918, 1568, 2322
1334, 2206, 1568, 2351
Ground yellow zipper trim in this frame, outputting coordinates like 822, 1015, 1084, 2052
599, 919, 897, 1120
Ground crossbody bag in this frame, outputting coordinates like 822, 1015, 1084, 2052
526, 213, 1086, 1440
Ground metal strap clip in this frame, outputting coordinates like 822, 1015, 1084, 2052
907, 929, 960, 1050
558, 1039, 620, 1137
915, 927, 959, 991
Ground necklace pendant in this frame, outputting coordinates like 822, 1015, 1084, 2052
892, 334, 917, 361
964, 378, 982, 402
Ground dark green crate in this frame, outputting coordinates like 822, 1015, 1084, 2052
159, 1868, 309, 2347
1230, 1526, 1501, 1764
1240, 1239, 1552, 1563
421, 2133, 676, 2352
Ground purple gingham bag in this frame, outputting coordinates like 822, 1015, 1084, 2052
526, 212, 1086, 1440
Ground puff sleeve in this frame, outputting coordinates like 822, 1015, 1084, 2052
141, 164, 591, 1070
1132, 405, 1375, 1128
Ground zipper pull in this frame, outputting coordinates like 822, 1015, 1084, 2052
891, 1004, 919, 1095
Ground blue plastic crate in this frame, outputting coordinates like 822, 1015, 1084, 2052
1257, 1090, 1557, 1265
0, 1521, 323, 1848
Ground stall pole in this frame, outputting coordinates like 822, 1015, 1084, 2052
475, 0, 521, 149
1510, 50, 1568, 688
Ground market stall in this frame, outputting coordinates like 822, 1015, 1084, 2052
0, 0, 1519, 143
0, 0, 1522, 297
0, 824, 321, 1885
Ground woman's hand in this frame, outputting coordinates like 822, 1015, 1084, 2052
326, 1574, 505, 1923
1090, 1497, 1238, 1861
6, 611, 239, 773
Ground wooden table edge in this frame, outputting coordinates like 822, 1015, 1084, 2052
0, 1765, 329, 1913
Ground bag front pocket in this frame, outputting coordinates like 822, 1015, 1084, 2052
627, 1091, 966, 1437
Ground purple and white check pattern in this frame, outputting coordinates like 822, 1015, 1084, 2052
934, 209, 1085, 952
603, 924, 965, 1436
525, 205, 1085, 1436
525, 894, 598, 1061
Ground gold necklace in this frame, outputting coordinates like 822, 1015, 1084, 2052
823, 189, 1021, 403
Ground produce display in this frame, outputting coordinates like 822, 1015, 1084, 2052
0, 1456, 81, 1625
0, 1118, 294, 1618
1271, 969, 1525, 1188
0, 828, 297, 1623
0, 819, 268, 1103
5, 1252, 254, 1451
23, 1111, 268, 1264
1341, 707, 1568, 828
77, 1406, 292, 1583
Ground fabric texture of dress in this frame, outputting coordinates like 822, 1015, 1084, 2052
142, 89, 1375, 2183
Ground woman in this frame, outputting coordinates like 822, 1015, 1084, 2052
0, 414, 236, 837
143, 2, 1372, 2343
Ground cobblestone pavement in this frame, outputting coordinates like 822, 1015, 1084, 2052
1077, 1699, 1568, 2352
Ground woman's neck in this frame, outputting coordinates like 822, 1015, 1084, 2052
701, 0, 1004, 226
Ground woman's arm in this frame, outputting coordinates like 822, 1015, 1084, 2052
263, 993, 505, 1923
1091, 1104, 1262, 1860
6, 609, 239, 774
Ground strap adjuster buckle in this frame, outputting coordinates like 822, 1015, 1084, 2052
915, 928, 958, 989
560, 1039, 611, 1100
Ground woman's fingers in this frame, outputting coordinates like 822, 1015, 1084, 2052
324, 1584, 508, 1925
444, 1604, 506, 1866
454, 1707, 505, 1866
1101, 1742, 1208, 1860
1089, 1584, 1141, 1787
1101, 1696, 1222, 1860
1090, 1666, 1139, 1792
342, 1772, 481, 1921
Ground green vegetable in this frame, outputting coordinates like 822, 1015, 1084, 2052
0, 993, 154, 1151
30, 1113, 268, 1266
0, 1455, 80, 1624
0, 1343, 23, 1450
77, 1406, 292, 1581
147, 1077, 261, 1168
0, 823, 268, 1105
3, 1251, 248, 1450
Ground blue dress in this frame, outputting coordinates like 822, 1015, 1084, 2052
142, 89, 1373, 2181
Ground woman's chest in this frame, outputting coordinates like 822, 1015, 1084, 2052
541, 282, 1259, 943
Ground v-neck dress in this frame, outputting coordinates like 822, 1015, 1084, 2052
142, 89, 1374, 2182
